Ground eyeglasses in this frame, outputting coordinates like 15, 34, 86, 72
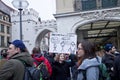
77, 47, 83, 50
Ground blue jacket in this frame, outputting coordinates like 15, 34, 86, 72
77, 56, 101, 80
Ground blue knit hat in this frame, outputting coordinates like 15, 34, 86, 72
104, 43, 113, 52
8, 40, 26, 50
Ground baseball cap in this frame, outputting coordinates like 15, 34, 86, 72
8, 40, 26, 50
104, 43, 113, 52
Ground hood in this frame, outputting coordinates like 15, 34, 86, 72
34, 56, 45, 62
11, 52, 33, 66
78, 56, 101, 70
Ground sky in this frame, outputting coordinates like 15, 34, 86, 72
2, 0, 56, 20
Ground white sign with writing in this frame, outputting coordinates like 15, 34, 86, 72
49, 33, 77, 54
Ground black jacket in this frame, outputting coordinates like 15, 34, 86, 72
114, 55, 120, 80
102, 53, 115, 80
53, 54, 75, 80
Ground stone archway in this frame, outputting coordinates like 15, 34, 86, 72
34, 28, 56, 52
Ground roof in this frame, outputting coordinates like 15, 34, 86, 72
0, 0, 15, 15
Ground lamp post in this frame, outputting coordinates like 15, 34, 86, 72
12, 0, 29, 40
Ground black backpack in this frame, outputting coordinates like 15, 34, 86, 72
17, 59, 41, 80
37, 62, 50, 80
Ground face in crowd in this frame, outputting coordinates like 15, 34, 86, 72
59, 53, 65, 62
77, 43, 85, 58
7, 44, 20, 58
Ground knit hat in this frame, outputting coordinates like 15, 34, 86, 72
104, 43, 113, 52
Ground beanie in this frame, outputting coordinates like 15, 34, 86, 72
104, 43, 113, 52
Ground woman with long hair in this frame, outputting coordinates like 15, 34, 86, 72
77, 40, 101, 80
53, 53, 75, 80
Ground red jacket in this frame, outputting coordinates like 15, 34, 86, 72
33, 55, 52, 76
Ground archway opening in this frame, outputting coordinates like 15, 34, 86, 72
35, 29, 52, 52
76, 20, 120, 50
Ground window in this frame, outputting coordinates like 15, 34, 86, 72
3, 16, 6, 21
102, 0, 118, 8
74, 0, 118, 11
7, 37, 10, 47
81, 0, 97, 11
0, 15, 2, 19
7, 26, 10, 34
0, 24, 4, 33
6, 17, 10, 22
0, 36, 4, 47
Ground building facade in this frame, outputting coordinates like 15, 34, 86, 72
55, 0, 120, 49
0, 0, 14, 51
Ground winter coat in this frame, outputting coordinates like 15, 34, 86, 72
77, 57, 101, 80
102, 53, 115, 70
113, 55, 120, 80
0, 59, 7, 69
71, 62, 78, 80
0, 52, 33, 80
53, 54, 75, 80
102, 53, 115, 79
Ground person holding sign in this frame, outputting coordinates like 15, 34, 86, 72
52, 53, 75, 80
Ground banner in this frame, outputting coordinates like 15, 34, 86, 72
49, 33, 77, 54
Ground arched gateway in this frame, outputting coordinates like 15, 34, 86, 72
11, 8, 57, 53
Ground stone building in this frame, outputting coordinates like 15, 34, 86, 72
0, 0, 14, 51
55, 0, 120, 49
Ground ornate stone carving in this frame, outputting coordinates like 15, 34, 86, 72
80, 8, 120, 20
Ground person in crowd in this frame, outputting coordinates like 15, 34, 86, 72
0, 39, 33, 80
77, 40, 101, 80
44, 52, 56, 80
102, 43, 116, 80
96, 49, 105, 58
31, 47, 52, 78
0, 49, 8, 59
110, 46, 120, 56
0, 49, 8, 69
104, 43, 120, 56
71, 51, 80, 80
53, 53, 75, 80
113, 53, 120, 80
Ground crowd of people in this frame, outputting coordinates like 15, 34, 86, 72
0, 39, 120, 80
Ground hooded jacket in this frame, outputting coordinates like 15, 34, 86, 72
0, 52, 33, 80
77, 56, 101, 80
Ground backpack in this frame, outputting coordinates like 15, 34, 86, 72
82, 58, 110, 80
17, 59, 42, 80
37, 61, 50, 80
98, 63, 110, 80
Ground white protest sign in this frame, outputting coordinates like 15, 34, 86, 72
49, 33, 77, 54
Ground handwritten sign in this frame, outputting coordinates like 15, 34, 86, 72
49, 33, 77, 54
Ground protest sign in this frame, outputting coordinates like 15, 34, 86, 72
49, 33, 77, 54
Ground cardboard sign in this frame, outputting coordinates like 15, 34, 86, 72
49, 33, 77, 54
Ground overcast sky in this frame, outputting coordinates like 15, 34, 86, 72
2, 0, 56, 20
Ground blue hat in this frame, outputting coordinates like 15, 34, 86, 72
104, 43, 113, 52
9, 40, 26, 50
